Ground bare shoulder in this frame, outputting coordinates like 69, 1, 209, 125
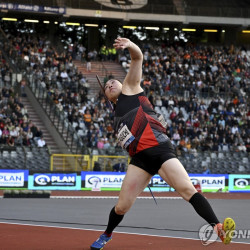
122, 83, 143, 95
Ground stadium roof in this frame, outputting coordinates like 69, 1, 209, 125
0, 0, 250, 26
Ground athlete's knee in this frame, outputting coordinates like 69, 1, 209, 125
115, 203, 132, 215
175, 183, 197, 201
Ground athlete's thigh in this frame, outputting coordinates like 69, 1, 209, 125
158, 158, 196, 201
116, 164, 152, 213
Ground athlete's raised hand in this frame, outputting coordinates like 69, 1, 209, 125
113, 37, 131, 50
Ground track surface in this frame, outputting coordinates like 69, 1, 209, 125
0, 191, 249, 250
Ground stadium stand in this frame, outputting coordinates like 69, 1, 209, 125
0, 1, 249, 174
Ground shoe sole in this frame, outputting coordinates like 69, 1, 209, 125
90, 239, 112, 250
223, 217, 236, 244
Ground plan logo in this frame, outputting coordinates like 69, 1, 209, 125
234, 178, 249, 188
34, 173, 76, 186
88, 176, 102, 185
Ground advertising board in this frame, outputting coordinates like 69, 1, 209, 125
81, 172, 227, 192
28, 173, 81, 190
0, 170, 28, 188
228, 175, 250, 192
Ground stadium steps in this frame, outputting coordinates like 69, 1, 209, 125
21, 98, 71, 171
38, 104, 79, 155
20, 97, 61, 155
73, 60, 127, 99
73, 60, 106, 99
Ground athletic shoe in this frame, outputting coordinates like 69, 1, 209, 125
90, 233, 112, 250
215, 217, 236, 244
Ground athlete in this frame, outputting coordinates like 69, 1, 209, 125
90, 37, 235, 249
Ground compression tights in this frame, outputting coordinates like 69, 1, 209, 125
189, 192, 220, 226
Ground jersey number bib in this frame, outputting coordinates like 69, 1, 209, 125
117, 124, 135, 149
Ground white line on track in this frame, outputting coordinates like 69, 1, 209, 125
0, 221, 249, 245
50, 196, 182, 199
0, 196, 182, 199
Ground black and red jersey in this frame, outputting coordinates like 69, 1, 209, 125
114, 92, 169, 156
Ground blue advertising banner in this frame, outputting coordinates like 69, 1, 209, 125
81, 172, 228, 192
150, 174, 227, 192
28, 173, 81, 190
0, 3, 66, 14
0, 169, 28, 188
229, 174, 250, 193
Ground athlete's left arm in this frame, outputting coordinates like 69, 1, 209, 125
113, 37, 143, 94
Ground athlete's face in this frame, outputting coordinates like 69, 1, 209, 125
104, 79, 122, 103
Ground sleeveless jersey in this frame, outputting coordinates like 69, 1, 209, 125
114, 92, 169, 157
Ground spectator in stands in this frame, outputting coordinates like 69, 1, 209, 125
231, 124, 239, 134
86, 54, 91, 72
112, 162, 125, 172
20, 78, 26, 97
93, 162, 101, 171
33, 126, 43, 143
22, 134, 31, 146
202, 166, 211, 175
103, 138, 110, 151
83, 109, 91, 128
60, 69, 68, 82
27, 128, 33, 145
2, 126, 9, 140
9, 127, 18, 138
21, 105, 28, 117
97, 137, 105, 150
15, 132, 23, 146
238, 143, 247, 152
37, 136, 46, 148
172, 129, 181, 145
87, 130, 98, 148
6, 135, 15, 147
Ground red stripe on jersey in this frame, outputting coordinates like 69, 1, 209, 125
136, 122, 159, 153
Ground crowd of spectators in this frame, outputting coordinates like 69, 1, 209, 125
121, 42, 249, 98
0, 41, 46, 148
1, 32, 116, 153
0, 85, 45, 148
1, 30, 249, 157
119, 42, 250, 156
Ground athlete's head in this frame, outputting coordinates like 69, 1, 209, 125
104, 79, 122, 103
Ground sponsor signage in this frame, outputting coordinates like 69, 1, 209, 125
150, 174, 226, 192
229, 175, 250, 192
0, 3, 66, 14
82, 172, 126, 189
28, 173, 81, 190
81, 172, 227, 192
150, 175, 170, 188
0, 170, 28, 188
189, 174, 227, 191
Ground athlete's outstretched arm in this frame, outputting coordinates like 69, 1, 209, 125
113, 37, 143, 94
